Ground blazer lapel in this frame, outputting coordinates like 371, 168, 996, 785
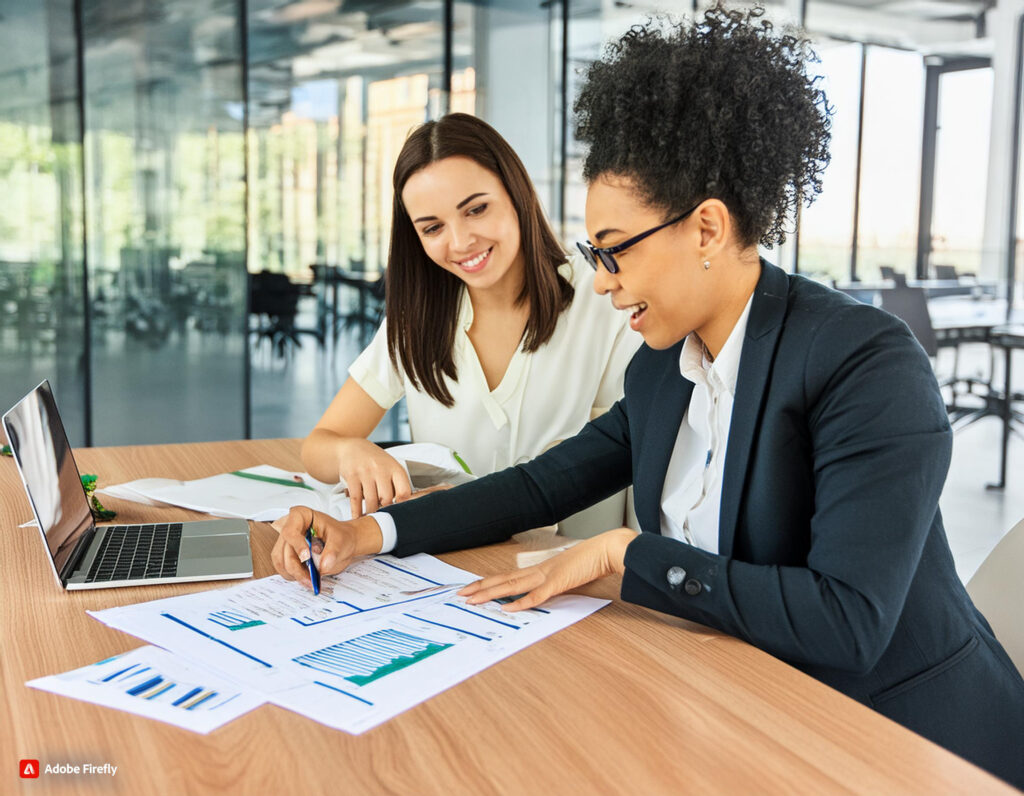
634, 349, 694, 534
718, 261, 789, 557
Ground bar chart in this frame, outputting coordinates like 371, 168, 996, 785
294, 628, 452, 686
207, 609, 266, 631
95, 660, 231, 711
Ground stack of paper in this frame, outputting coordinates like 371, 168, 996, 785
97, 443, 475, 522
85, 554, 608, 735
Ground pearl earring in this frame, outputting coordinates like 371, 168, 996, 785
703, 259, 711, 270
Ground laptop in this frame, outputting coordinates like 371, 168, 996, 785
3, 381, 253, 590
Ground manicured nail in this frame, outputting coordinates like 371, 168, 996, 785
298, 548, 310, 563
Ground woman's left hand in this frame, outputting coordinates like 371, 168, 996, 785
457, 528, 639, 611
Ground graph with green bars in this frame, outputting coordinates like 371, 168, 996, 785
294, 628, 452, 686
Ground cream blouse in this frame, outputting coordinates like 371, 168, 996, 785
348, 258, 641, 477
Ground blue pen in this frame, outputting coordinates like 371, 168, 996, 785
305, 527, 320, 595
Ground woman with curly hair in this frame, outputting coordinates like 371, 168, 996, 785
273, 7, 1024, 784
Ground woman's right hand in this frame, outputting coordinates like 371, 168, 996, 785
271, 506, 383, 587
336, 438, 414, 518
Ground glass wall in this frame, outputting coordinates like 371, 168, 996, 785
797, 41, 862, 282
2, 0, 1018, 445
932, 67, 994, 279
82, 0, 247, 445
246, 0, 451, 279
0, 0, 88, 444
856, 47, 924, 281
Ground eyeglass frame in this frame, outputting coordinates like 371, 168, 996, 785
575, 200, 703, 275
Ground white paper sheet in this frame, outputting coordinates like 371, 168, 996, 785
96, 443, 475, 522
26, 645, 265, 734
89, 553, 608, 734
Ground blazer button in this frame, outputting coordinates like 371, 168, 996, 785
684, 578, 702, 596
666, 566, 686, 587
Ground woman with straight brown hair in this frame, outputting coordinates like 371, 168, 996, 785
302, 113, 639, 522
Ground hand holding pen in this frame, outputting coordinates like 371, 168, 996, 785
270, 506, 385, 590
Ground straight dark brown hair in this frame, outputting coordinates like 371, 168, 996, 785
385, 113, 573, 407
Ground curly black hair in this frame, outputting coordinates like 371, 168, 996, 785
574, 4, 831, 248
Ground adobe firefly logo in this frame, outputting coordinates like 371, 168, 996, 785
19, 759, 40, 778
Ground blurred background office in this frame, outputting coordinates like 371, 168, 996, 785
1, 0, 1022, 579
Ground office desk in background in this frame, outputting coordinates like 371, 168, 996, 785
0, 439, 1014, 794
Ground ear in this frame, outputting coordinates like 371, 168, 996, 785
694, 199, 731, 260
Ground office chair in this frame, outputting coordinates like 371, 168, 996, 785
250, 271, 303, 358
879, 265, 899, 281
967, 517, 1024, 676
879, 286, 938, 357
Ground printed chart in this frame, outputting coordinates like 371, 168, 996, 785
27, 646, 265, 734
89, 553, 609, 734
295, 628, 452, 686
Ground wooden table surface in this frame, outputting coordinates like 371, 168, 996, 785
0, 439, 1013, 794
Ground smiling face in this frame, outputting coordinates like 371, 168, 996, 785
585, 174, 721, 350
401, 156, 525, 297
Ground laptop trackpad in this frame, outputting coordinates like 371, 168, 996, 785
177, 535, 252, 577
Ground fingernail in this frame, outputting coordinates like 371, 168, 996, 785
298, 548, 310, 563
321, 554, 335, 571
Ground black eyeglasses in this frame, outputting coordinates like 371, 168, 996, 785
576, 201, 702, 275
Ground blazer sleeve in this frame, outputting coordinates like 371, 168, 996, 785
620, 305, 953, 674
382, 397, 634, 558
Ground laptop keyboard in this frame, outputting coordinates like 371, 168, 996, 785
85, 523, 182, 583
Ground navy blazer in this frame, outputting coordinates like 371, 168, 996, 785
383, 261, 1024, 786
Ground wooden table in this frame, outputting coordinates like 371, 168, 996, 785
0, 440, 1014, 794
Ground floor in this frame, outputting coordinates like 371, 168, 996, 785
934, 342, 1024, 582
250, 301, 1024, 584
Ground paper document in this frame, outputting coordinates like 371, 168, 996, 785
97, 442, 475, 522
26, 645, 265, 734
90, 554, 608, 734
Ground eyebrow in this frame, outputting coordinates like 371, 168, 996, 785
593, 227, 624, 244
412, 192, 490, 223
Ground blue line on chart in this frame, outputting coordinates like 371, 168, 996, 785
127, 676, 162, 696
162, 613, 273, 668
144, 683, 176, 700
100, 663, 141, 682
314, 680, 374, 706
289, 590, 456, 626
173, 687, 203, 706
375, 558, 442, 585
211, 693, 241, 710
403, 612, 491, 641
187, 692, 218, 710
445, 602, 521, 630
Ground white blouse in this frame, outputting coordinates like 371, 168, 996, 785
349, 258, 641, 477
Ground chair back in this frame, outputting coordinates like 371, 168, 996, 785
967, 518, 1024, 676
250, 271, 300, 319
879, 287, 938, 357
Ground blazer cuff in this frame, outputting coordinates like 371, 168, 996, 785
621, 532, 724, 622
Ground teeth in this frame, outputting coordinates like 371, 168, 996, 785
458, 249, 490, 268
625, 302, 648, 314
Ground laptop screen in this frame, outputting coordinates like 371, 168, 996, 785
2, 381, 93, 579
